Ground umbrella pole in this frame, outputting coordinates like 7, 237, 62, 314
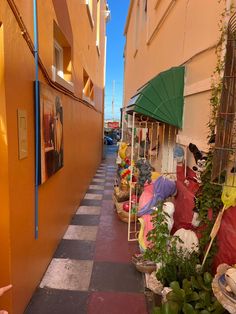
201, 237, 215, 268
201, 205, 227, 268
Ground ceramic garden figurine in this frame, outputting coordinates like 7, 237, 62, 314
225, 267, 236, 295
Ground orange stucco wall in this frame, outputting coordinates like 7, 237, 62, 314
124, 0, 236, 167
0, 1, 106, 313
0, 21, 13, 313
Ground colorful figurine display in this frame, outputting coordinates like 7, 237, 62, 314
118, 142, 128, 160
135, 159, 153, 187
122, 195, 140, 212
117, 142, 137, 192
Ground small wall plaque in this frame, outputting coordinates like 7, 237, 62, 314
17, 109, 28, 159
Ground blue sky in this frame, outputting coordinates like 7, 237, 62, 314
105, 0, 130, 120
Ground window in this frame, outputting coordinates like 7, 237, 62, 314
134, 0, 140, 56
143, 0, 147, 21
155, 0, 161, 10
54, 41, 63, 78
83, 69, 94, 104
52, 22, 73, 91
147, 0, 175, 45
105, 3, 111, 22
96, 0, 101, 54
144, 0, 147, 12
86, 0, 94, 27
88, 0, 93, 14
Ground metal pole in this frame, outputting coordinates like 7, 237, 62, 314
128, 112, 135, 241
144, 121, 147, 160
138, 122, 141, 159
156, 122, 159, 160
121, 108, 125, 141
167, 125, 171, 173
112, 80, 115, 121
173, 127, 177, 174
150, 123, 153, 162
33, 0, 39, 239
184, 146, 187, 178
162, 124, 165, 173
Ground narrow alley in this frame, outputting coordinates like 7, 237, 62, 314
24, 146, 148, 314
2, 1, 236, 313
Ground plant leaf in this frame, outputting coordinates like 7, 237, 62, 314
182, 303, 196, 314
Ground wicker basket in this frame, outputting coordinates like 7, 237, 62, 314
131, 254, 157, 273
113, 196, 137, 223
114, 186, 129, 202
135, 262, 156, 274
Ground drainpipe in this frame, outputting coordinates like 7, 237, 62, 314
33, 0, 39, 239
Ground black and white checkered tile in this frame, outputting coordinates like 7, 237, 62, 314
25, 147, 147, 314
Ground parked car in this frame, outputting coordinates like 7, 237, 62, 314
104, 136, 114, 145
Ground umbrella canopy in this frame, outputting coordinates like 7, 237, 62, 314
126, 66, 185, 128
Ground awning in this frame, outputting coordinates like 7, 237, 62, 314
126, 66, 185, 128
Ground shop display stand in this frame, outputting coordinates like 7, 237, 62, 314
128, 112, 138, 241
127, 112, 158, 241
124, 111, 178, 241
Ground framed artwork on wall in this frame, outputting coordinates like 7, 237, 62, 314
37, 82, 64, 184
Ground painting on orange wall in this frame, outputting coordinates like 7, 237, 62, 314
38, 83, 64, 184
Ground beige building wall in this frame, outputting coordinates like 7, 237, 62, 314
0, 1, 108, 313
124, 0, 235, 167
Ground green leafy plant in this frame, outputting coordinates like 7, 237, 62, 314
144, 202, 172, 263
208, 1, 233, 137
195, 152, 223, 269
144, 202, 200, 286
153, 272, 226, 314
156, 246, 200, 287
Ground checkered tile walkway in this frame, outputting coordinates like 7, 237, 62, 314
24, 146, 148, 314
